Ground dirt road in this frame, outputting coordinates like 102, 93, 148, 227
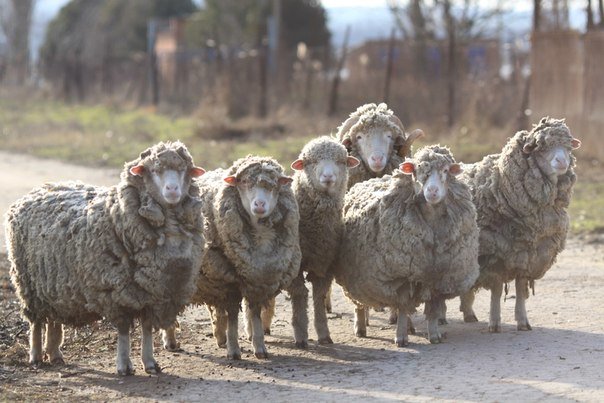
1, 152, 603, 402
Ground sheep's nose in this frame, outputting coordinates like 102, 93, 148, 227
165, 183, 179, 191
371, 155, 384, 163
426, 185, 439, 195
254, 200, 266, 208
321, 173, 334, 181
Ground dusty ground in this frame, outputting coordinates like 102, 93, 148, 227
0, 151, 603, 402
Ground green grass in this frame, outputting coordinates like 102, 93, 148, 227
568, 180, 604, 234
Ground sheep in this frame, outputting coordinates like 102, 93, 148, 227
336, 102, 424, 326
333, 145, 479, 345
163, 155, 301, 359
5, 141, 206, 375
458, 117, 581, 332
336, 102, 424, 189
259, 136, 360, 347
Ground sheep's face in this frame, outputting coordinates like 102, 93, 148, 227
225, 172, 293, 219
401, 160, 462, 205
524, 138, 581, 176
354, 127, 396, 173
291, 155, 359, 194
130, 150, 205, 206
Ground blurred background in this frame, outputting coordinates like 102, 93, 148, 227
0, 0, 602, 231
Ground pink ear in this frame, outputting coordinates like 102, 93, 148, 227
449, 163, 463, 176
130, 165, 145, 176
223, 176, 238, 186
190, 166, 205, 177
571, 138, 581, 149
278, 176, 293, 186
400, 162, 415, 175
342, 138, 352, 149
291, 159, 304, 171
347, 156, 360, 168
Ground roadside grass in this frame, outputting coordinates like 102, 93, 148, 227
0, 95, 600, 233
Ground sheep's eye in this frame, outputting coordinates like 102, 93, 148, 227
356, 136, 362, 141
386, 134, 392, 139
444, 168, 449, 174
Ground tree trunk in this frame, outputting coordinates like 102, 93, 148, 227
443, 0, 456, 128
8, 0, 34, 85
327, 26, 350, 117
383, 28, 397, 105
533, 0, 541, 32
587, 0, 595, 30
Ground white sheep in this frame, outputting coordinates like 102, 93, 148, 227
260, 136, 359, 347
163, 155, 301, 359
336, 102, 424, 327
5, 141, 206, 375
458, 117, 581, 332
334, 145, 479, 345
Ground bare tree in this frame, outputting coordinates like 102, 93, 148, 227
587, 0, 595, 30
599, 0, 604, 26
0, 0, 35, 85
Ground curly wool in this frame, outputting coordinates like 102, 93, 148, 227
293, 137, 350, 277
336, 103, 407, 188
6, 141, 204, 330
334, 145, 479, 311
462, 118, 577, 287
191, 156, 301, 310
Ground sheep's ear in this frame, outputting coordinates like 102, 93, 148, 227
130, 164, 145, 176
190, 166, 205, 177
449, 163, 463, 176
522, 143, 536, 154
224, 176, 238, 186
400, 162, 415, 175
341, 136, 353, 150
571, 138, 581, 149
347, 156, 360, 168
291, 159, 304, 171
278, 176, 293, 186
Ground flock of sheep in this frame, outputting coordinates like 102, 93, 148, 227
5, 103, 581, 376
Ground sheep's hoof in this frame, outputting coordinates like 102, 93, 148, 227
395, 338, 408, 347
295, 340, 308, 349
408, 323, 416, 335
388, 315, 397, 325
263, 328, 271, 336
464, 314, 478, 323
227, 351, 241, 360
254, 350, 269, 359
164, 342, 182, 352
29, 358, 43, 367
488, 324, 501, 333
318, 336, 333, 345
429, 335, 442, 344
50, 357, 65, 365
325, 306, 332, 314
145, 362, 162, 374
438, 318, 448, 326
217, 341, 227, 348
117, 366, 135, 376
355, 329, 366, 338
517, 323, 532, 331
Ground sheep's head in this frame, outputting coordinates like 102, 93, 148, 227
400, 145, 462, 205
224, 156, 293, 219
291, 137, 359, 194
521, 117, 581, 176
128, 141, 205, 206
337, 103, 406, 174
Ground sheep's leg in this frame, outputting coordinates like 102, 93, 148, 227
141, 316, 160, 374
438, 300, 448, 325
115, 321, 134, 376
460, 291, 478, 322
388, 310, 416, 334
310, 273, 333, 344
288, 273, 309, 348
208, 305, 227, 348
225, 304, 241, 360
488, 280, 503, 333
261, 298, 276, 335
28, 321, 43, 365
243, 301, 252, 341
324, 284, 332, 314
247, 301, 268, 359
394, 310, 409, 347
44, 321, 64, 364
426, 297, 443, 344
161, 323, 180, 351
515, 277, 532, 331
354, 305, 367, 337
